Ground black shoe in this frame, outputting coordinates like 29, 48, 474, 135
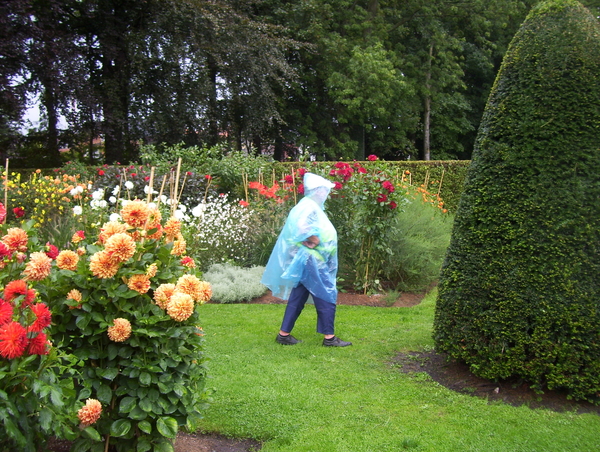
323, 336, 352, 347
276, 333, 302, 345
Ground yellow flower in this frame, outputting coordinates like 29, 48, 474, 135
107, 318, 131, 342
166, 292, 195, 322
23, 252, 52, 281
56, 250, 79, 271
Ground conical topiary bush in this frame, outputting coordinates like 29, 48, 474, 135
433, 0, 600, 402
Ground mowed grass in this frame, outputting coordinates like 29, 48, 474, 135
196, 291, 600, 452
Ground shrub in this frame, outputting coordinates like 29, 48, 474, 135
382, 193, 454, 292
37, 200, 212, 451
203, 264, 267, 303
0, 220, 79, 452
433, 0, 600, 402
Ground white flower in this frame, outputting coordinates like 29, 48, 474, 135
112, 185, 120, 196
91, 189, 104, 201
143, 185, 158, 195
192, 204, 206, 217
70, 186, 84, 196
178, 204, 187, 213
109, 196, 117, 204
174, 210, 185, 220
148, 202, 157, 209
125, 181, 134, 190
73, 206, 83, 215
160, 195, 168, 204
109, 213, 121, 222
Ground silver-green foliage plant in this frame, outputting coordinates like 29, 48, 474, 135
203, 264, 267, 303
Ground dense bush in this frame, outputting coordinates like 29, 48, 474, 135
433, 0, 600, 402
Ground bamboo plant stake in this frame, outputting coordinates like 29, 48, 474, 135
171, 158, 182, 216
437, 168, 445, 197
3, 159, 8, 223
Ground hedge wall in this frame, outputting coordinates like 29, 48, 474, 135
433, 0, 600, 402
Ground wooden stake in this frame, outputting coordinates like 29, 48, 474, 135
3, 159, 8, 222
437, 168, 445, 196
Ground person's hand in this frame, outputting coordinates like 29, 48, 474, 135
302, 235, 320, 249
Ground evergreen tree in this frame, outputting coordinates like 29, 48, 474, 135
433, 0, 600, 402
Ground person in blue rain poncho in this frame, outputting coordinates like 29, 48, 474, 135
261, 172, 352, 347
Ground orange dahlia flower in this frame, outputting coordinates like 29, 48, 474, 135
153, 283, 176, 309
77, 399, 102, 426
107, 318, 132, 342
166, 292, 195, 322
56, 250, 79, 271
164, 217, 182, 240
89, 251, 120, 279
121, 200, 150, 228
127, 274, 151, 294
146, 263, 158, 278
2, 228, 28, 252
170, 235, 186, 256
175, 275, 211, 303
98, 221, 128, 244
104, 233, 136, 263
23, 252, 52, 281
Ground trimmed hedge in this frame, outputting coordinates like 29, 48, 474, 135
433, 0, 600, 402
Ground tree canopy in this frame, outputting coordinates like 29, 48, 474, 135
1, 0, 598, 164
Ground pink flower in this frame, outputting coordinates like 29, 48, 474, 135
0, 202, 6, 223
382, 181, 395, 193
98, 169, 105, 176
334, 182, 343, 190
377, 194, 388, 203
284, 175, 294, 184
239, 200, 249, 207
205, 174, 212, 180
297, 184, 304, 194
389, 201, 398, 209
367, 154, 378, 161
297, 168, 307, 176
358, 167, 367, 174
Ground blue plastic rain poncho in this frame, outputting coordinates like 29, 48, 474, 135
261, 173, 338, 304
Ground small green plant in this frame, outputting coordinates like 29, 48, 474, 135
203, 263, 267, 303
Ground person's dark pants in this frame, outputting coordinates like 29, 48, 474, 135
280, 283, 336, 335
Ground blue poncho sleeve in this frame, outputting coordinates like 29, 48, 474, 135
261, 196, 338, 304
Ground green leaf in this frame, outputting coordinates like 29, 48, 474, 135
81, 426, 102, 441
136, 437, 152, 452
39, 407, 52, 431
128, 405, 148, 421
155, 440, 175, 452
97, 383, 112, 404
110, 419, 132, 437
76, 313, 91, 330
50, 388, 64, 407
156, 416, 178, 438
139, 371, 152, 386
100, 367, 119, 381
119, 396, 137, 414
138, 420, 152, 434
139, 397, 154, 413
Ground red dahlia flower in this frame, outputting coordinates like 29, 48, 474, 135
0, 321, 28, 359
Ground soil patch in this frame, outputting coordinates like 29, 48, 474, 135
392, 350, 600, 415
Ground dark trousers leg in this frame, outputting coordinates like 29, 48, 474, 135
280, 284, 310, 333
281, 283, 336, 335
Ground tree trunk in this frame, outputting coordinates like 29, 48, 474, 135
423, 43, 434, 161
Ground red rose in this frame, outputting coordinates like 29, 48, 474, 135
367, 155, 378, 161
13, 207, 25, 218
389, 201, 398, 209
98, 170, 105, 176
377, 194, 388, 203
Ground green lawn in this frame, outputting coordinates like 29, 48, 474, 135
196, 291, 600, 452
